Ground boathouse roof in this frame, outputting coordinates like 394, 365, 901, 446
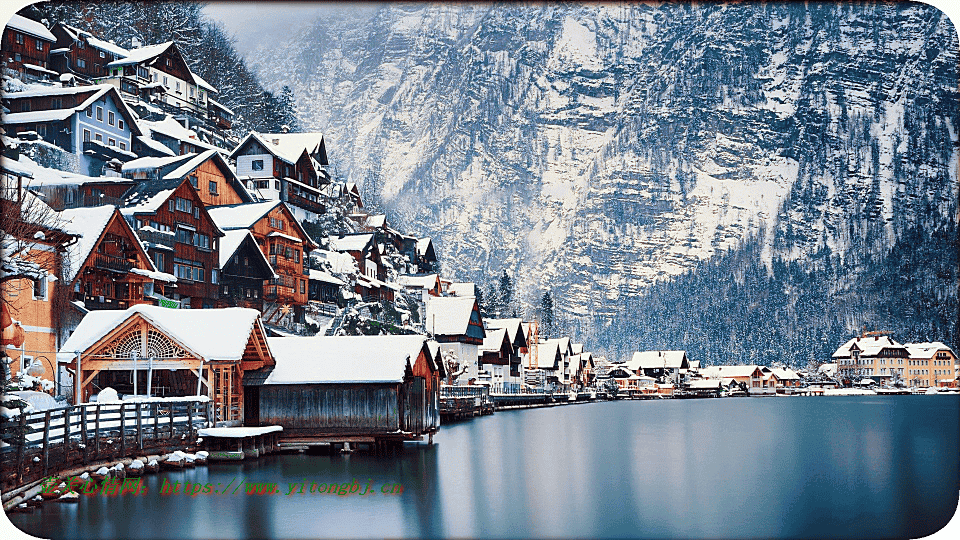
261, 335, 430, 385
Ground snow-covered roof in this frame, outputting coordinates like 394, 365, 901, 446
106, 42, 173, 67
60, 305, 266, 361
832, 336, 907, 358
699, 365, 763, 379
328, 232, 374, 253
135, 135, 176, 157
688, 379, 722, 389
397, 273, 440, 290
770, 367, 800, 380
10, 155, 126, 188
207, 98, 234, 116
267, 231, 302, 243
627, 350, 689, 371
120, 178, 183, 215
263, 335, 428, 384
529, 340, 560, 370
6, 14, 55, 42
61, 24, 129, 57
3, 109, 74, 124
365, 214, 386, 229
485, 318, 525, 346
425, 295, 483, 339
905, 342, 956, 359
208, 200, 281, 230
197, 426, 281, 438
308, 269, 345, 286
448, 282, 476, 298
191, 71, 217, 93
480, 327, 509, 354
139, 117, 222, 153
122, 153, 192, 173
57, 205, 118, 283
416, 238, 434, 256
232, 131, 326, 165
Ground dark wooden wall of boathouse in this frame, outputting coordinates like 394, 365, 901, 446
243, 379, 439, 440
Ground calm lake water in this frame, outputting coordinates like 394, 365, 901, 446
7, 396, 959, 539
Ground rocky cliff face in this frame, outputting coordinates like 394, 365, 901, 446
248, 2, 958, 361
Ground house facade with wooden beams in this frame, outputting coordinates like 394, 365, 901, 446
2, 14, 57, 81
425, 295, 485, 384
49, 23, 129, 81
208, 200, 317, 328
218, 230, 276, 310
58, 305, 274, 425
231, 132, 330, 221
2, 84, 142, 164
121, 177, 223, 309
58, 205, 168, 313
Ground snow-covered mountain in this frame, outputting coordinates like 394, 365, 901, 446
246, 2, 958, 360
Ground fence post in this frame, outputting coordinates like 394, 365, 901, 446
187, 401, 194, 438
119, 403, 126, 457
42, 411, 51, 476
153, 402, 159, 442
95, 405, 101, 458
63, 407, 71, 468
81, 406, 88, 464
169, 403, 175, 439
136, 402, 143, 451
16, 412, 26, 485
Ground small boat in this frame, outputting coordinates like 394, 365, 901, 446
161, 452, 185, 470
194, 451, 209, 465
145, 459, 160, 473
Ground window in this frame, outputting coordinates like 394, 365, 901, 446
300, 280, 306, 295
175, 81, 180, 93
211, 269, 219, 284
193, 207, 200, 219
138, 66, 149, 80
175, 197, 192, 213
32, 277, 47, 300
95, 133, 102, 142
36, 39, 43, 51
163, 76, 168, 87
20, 101, 30, 112
36, 124, 46, 137
195, 233, 210, 250
251, 159, 264, 171
107, 111, 115, 125
209, 181, 218, 195
15, 33, 24, 45
274, 180, 281, 191
96, 106, 103, 121
176, 227, 194, 245
118, 119, 124, 130
153, 73, 158, 82
108, 138, 116, 146
14, 53, 21, 62
119, 142, 126, 151
86, 106, 92, 117
189, 175, 198, 188
77, 58, 86, 68
168, 200, 175, 212
51, 98, 62, 109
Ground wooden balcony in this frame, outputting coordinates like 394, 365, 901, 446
93, 253, 134, 273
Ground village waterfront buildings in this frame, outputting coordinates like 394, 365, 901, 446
2, 11, 959, 458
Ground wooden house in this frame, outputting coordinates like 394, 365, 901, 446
121, 176, 223, 309
699, 365, 765, 390
770, 367, 801, 388
135, 116, 225, 157
527, 339, 563, 390
627, 350, 690, 384
58, 205, 166, 312
307, 269, 345, 306
2, 14, 57, 81
208, 200, 317, 327
244, 335, 440, 443
416, 238, 438, 273
218, 230, 276, 310
122, 150, 253, 207
2, 84, 142, 162
49, 23, 129, 81
58, 305, 274, 424
425, 295, 486, 384
231, 131, 329, 221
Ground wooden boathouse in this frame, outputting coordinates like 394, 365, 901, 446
243, 335, 442, 449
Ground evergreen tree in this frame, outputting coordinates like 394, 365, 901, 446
498, 269, 514, 318
538, 291, 555, 339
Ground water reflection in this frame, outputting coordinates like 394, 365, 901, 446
7, 396, 958, 539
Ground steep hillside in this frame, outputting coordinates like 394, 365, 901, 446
248, 2, 958, 362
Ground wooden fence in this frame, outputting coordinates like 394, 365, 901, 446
0, 399, 210, 489
439, 385, 492, 419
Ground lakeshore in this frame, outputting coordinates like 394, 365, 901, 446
5, 397, 958, 539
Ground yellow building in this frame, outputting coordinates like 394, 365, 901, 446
904, 342, 958, 388
831, 333, 909, 384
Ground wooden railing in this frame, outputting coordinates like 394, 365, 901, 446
0, 398, 210, 488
